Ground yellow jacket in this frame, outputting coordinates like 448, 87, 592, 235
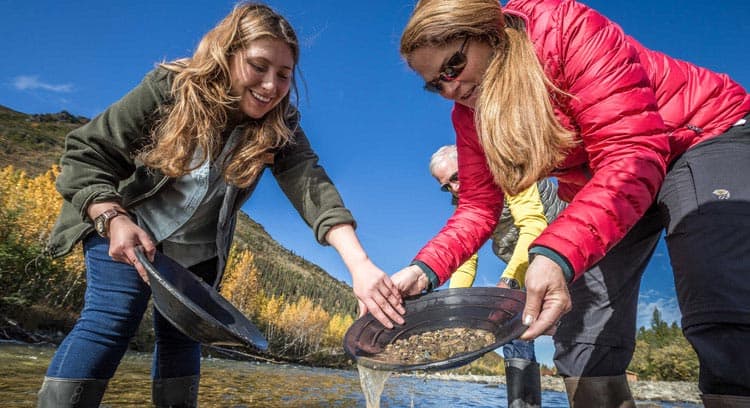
449, 183, 548, 289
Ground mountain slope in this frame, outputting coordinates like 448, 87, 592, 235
0, 105, 77, 174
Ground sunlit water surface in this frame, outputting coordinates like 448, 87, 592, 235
0, 343, 698, 407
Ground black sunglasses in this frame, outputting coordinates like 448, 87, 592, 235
440, 172, 459, 192
424, 37, 470, 93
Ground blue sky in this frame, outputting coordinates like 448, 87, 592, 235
2, 0, 748, 366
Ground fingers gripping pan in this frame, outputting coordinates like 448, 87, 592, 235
135, 248, 268, 351
343, 287, 526, 372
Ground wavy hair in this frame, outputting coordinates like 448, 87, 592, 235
140, 2, 299, 188
400, 0, 576, 195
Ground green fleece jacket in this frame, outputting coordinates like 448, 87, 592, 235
47, 67, 355, 272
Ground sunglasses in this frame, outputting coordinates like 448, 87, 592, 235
440, 172, 459, 192
424, 37, 469, 93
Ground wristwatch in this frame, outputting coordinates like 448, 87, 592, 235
93, 208, 128, 237
499, 277, 521, 290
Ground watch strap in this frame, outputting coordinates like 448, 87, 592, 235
94, 208, 129, 237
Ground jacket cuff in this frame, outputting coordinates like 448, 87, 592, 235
70, 184, 121, 221
410, 260, 439, 292
314, 208, 356, 245
528, 246, 574, 283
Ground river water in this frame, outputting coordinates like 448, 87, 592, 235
0, 342, 697, 407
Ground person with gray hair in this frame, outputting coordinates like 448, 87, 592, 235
429, 144, 566, 408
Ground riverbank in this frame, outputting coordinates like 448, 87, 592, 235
420, 372, 702, 404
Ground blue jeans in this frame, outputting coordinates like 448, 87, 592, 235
45, 235, 213, 380
503, 339, 536, 361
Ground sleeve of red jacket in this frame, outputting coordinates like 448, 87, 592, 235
413, 104, 505, 286
530, 1, 671, 279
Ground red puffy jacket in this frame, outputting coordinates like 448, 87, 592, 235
414, 0, 750, 284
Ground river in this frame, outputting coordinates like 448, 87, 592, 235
0, 343, 699, 407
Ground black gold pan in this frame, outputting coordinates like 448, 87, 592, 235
343, 287, 527, 372
134, 248, 268, 351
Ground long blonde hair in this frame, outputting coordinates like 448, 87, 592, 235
141, 2, 299, 188
400, 0, 576, 195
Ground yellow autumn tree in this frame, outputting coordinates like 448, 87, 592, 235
0, 166, 21, 213
0, 165, 85, 309
323, 313, 354, 348
14, 166, 61, 243
258, 294, 285, 346
275, 296, 330, 356
220, 248, 265, 320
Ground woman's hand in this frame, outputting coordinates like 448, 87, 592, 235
88, 202, 156, 283
390, 265, 429, 297
325, 224, 405, 328
350, 261, 406, 328
519, 255, 572, 340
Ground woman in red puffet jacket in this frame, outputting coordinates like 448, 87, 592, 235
391, 0, 750, 406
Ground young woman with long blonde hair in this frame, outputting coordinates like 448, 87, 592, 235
39, 3, 404, 406
391, 0, 750, 406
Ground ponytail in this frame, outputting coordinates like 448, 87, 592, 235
476, 26, 576, 195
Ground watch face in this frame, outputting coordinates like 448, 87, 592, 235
501, 277, 521, 290
94, 208, 119, 237
95, 217, 105, 235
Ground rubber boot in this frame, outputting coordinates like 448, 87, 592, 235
37, 376, 108, 408
152, 375, 200, 407
505, 358, 542, 408
563, 374, 636, 408
702, 394, 750, 407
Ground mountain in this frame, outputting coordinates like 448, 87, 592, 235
0, 105, 76, 175
0, 104, 357, 316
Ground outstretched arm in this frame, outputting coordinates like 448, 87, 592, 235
269, 117, 405, 327
410, 104, 505, 288
326, 224, 405, 328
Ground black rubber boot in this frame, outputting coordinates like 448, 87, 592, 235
37, 376, 108, 408
505, 358, 542, 408
563, 374, 636, 408
152, 375, 200, 407
702, 394, 750, 407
